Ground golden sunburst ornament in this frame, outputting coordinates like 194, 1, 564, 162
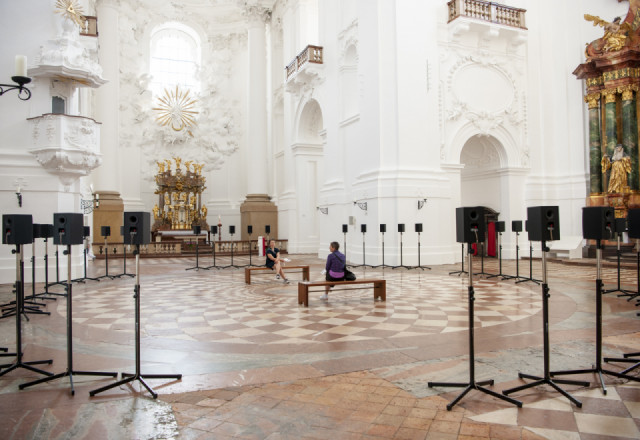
55, 0, 85, 27
152, 86, 199, 136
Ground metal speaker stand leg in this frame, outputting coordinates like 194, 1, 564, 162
113, 243, 135, 278
603, 235, 632, 295
429, 243, 522, 410
204, 241, 220, 269
90, 246, 181, 399
408, 233, 430, 270
487, 232, 505, 279
73, 240, 100, 283
502, 232, 528, 282
392, 232, 411, 269
186, 238, 209, 271
473, 242, 491, 278
20, 245, 117, 395
372, 232, 389, 269
514, 242, 541, 285
247, 237, 259, 267
616, 248, 639, 301
351, 232, 376, 269
0, 244, 53, 376
503, 242, 587, 407
45, 247, 67, 290
449, 243, 467, 276
35, 238, 58, 301
96, 238, 115, 280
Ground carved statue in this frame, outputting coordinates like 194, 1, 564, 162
173, 156, 182, 171
165, 159, 172, 171
586, 14, 632, 52
153, 204, 160, 219
156, 161, 165, 173
164, 192, 170, 205
602, 144, 632, 193
184, 160, 193, 173
201, 205, 207, 219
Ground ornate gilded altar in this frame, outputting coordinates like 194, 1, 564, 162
576, 1, 640, 217
152, 157, 208, 231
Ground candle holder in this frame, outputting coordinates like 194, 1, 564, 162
0, 76, 32, 101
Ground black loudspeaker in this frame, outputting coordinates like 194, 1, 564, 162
229, 225, 235, 235
33, 223, 53, 239
210, 225, 218, 234
527, 206, 560, 242
53, 213, 84, 245
512, 220, 522, 232
582, 207, 615, 240
248, 225, 253, 235
628, 209, 640, 238
342, 224, 348, 233
455, 206, 486, 243
123, 211, 151, 245
525, 221, 528, 232
415, 223, 423, 233
615, 217, 627, 234
495, 221, 505, 233
380, 224, 386, 233
101, 226, 111, 237
398, 224, 405, 233
192, 225, 201, 235
265, 225, 271, 234
361, 224, 367, 233
3, 214, 33, 245
83, 226, 91, 237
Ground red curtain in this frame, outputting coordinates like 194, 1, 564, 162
487, 222, 496, 257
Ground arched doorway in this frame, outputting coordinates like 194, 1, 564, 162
291, 99, 324, 253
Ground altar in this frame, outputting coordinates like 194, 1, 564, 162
152, 156, 209, 232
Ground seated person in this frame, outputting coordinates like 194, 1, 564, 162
266, 240, 289, 284
322, 241, 345, 299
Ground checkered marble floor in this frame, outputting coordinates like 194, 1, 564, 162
63, 271, 542, 346
2, 255, 640, 439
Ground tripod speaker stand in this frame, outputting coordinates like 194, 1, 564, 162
449, 243, 467, 276
392, 224, 412, 269
91, 212, 181, 398
205, 225, 220, 269
0, 222, 54, 378
186, 225, 208, 271
410, 224, 430, 270
487, 222, 506, 279
72, 227, 100, 283
373, 224, 389, 268
21, 215, 118, 395
502, 222, 528, 282
97, 227, 114, 280
515, 240, 542, 285
604, 218, 633, 295
219, 226, 241, 269
503, 206, 588, 406
429, 208, 522, 410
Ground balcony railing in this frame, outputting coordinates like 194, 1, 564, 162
285, 45, 323, 81
447, 0, 526, 29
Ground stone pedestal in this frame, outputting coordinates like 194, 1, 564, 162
93, 191, 124, 244
240, 194, 278, 241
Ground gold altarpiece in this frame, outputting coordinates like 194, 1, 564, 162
576, 3, 640, 217
153, 157, 209, 231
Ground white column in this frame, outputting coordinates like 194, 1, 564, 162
93, 0, 120, 194
246, 9, 269, 195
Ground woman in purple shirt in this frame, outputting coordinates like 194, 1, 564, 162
322, 241, 345, 299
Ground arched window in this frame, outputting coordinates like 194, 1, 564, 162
149, 23, 201, 97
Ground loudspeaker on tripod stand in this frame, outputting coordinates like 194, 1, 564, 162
512, 220, 523, 233
123, 212, 151, 245
415, 223, 423, 233
247, 225, 253, 235
342, 224, 348, 233
495, 221, 505, 233
527, 206, 560, 242
628, 209, 640, 238
210, 225, 218, 234
101, 226, 111, 237
3, 214, 33, 245
361, 224, 366, 233
380, 224, 386, 233
455, 207, 486, 243
398, 224, 405, 233
192, 225, 201, 235
53, 213, 84, 245
582, 206, 614, 240
229, 225, 235, 235
615, 217, 627, 234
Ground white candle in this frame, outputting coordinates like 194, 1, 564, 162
14, 55, 27, 77
16, 186, 20, 193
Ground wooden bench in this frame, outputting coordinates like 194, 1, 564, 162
244, 265, 310, 284
297, 279, 386, 306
